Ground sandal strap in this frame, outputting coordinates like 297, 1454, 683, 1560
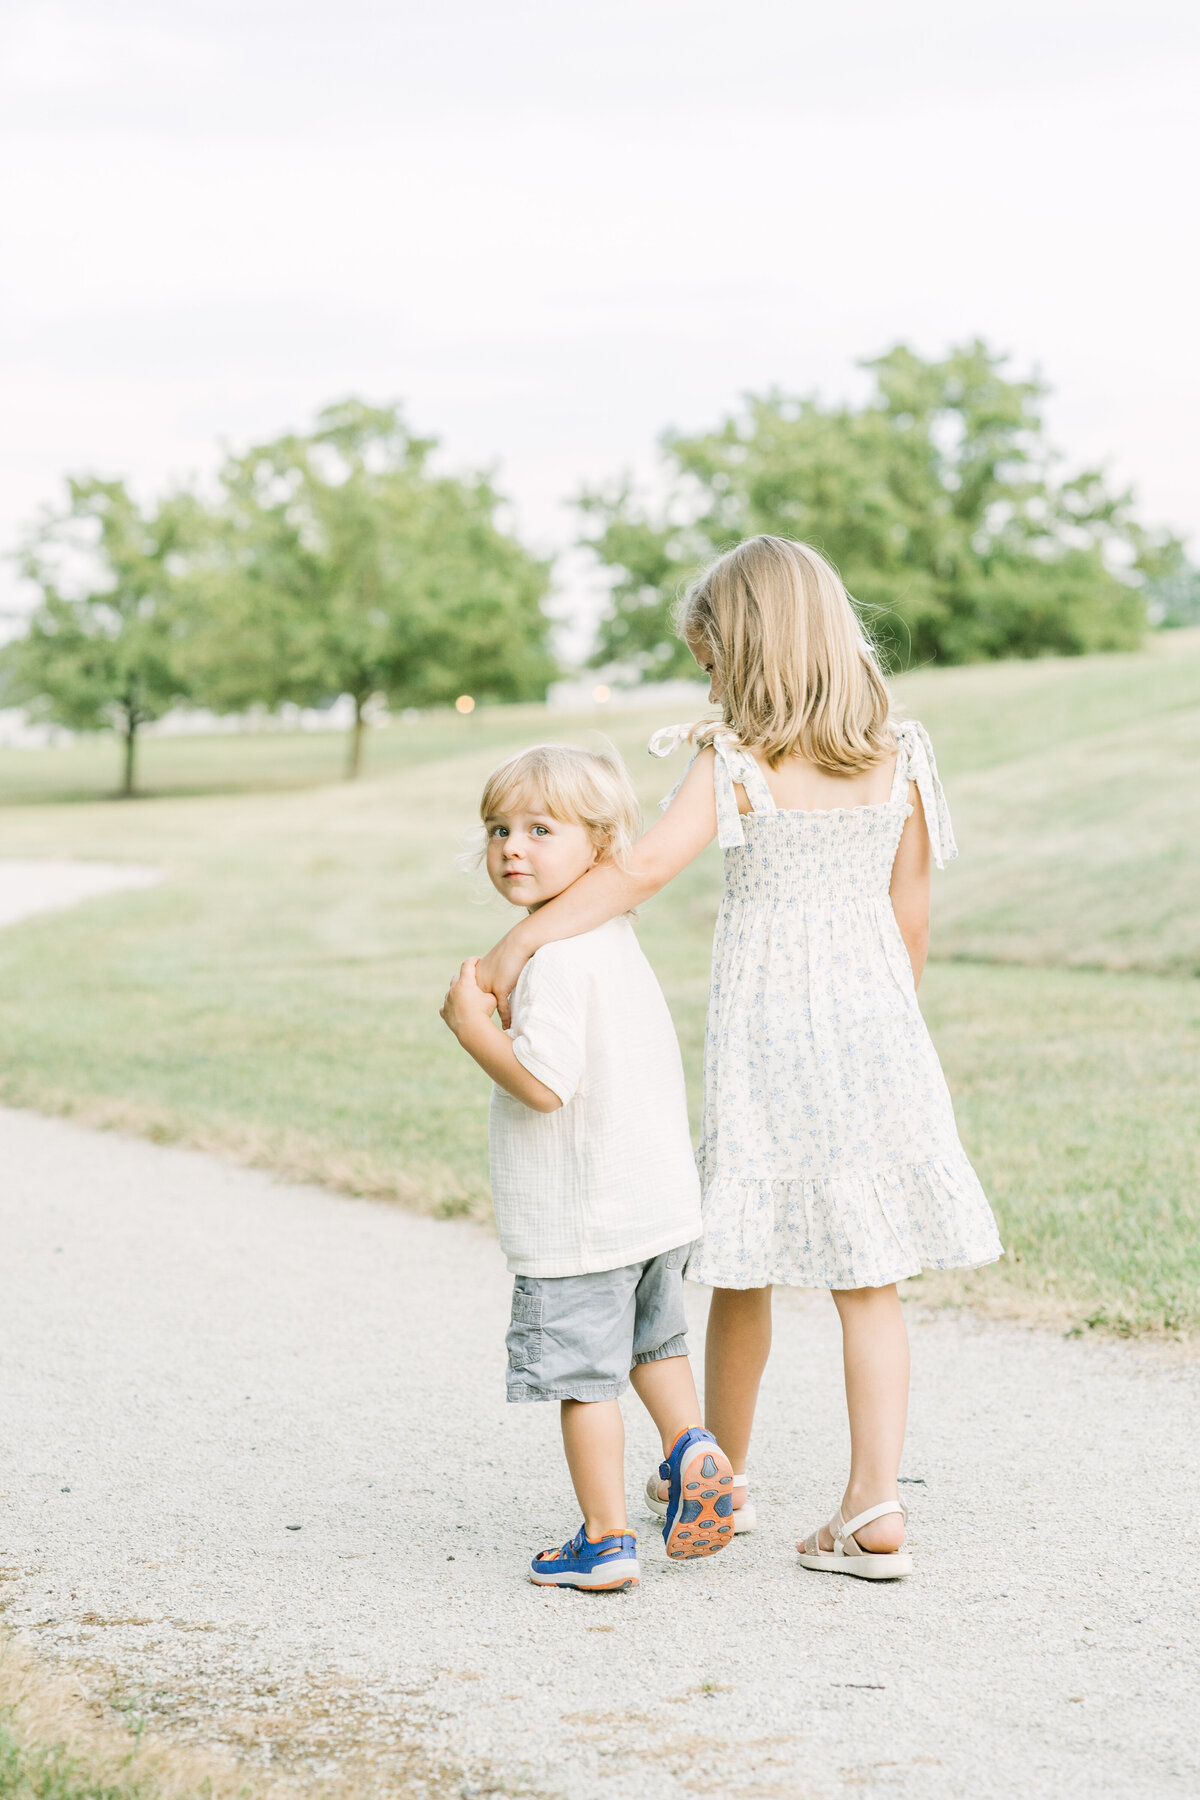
732, 1473, 748, 1485
801, 1497, 909, 1558
841, 1499, 906, 1539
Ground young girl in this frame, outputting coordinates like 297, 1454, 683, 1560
477, 536, 1003, 1580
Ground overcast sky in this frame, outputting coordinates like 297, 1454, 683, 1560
3, 0, 1198, 639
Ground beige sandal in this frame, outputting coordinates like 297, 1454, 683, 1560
796, 1499, 911, 1580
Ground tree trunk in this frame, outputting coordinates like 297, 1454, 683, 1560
345, 694, 366, 779
120, 717, 138, 798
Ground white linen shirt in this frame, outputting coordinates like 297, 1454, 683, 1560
488, 916, 703, 1278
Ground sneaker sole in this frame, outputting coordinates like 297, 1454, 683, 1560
646, 1479, 756, 1533
529, 1567, 640, 1591
664, 1446, 736, 1560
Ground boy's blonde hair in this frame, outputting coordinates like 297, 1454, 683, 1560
479, 743, 642, 867
676, 535, 894, 774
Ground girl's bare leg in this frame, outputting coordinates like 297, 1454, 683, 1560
823, 1284, 909, 1553
701, 1285, 773, 1510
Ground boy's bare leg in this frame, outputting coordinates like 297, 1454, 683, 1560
628, 1353, 703, 1455
702, 1285, 773, 1509
560, 1398, 628, 1538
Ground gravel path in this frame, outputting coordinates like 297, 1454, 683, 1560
0, 858, 162, 927
1, 1105, 1197, 1800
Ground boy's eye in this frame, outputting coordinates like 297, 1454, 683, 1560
532, 825, 549, 836
490, 825, 509, 838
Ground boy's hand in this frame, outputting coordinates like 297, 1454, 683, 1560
475, 932, 533, 1030
440, 958, 499, 1039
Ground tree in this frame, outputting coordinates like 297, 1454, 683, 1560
2, 479, 195, 796
186, 400, 556, 775
581, 341, 1176, 674
1146, 554, 1200, 628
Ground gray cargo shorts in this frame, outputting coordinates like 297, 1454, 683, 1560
505, 1244, 693, 1403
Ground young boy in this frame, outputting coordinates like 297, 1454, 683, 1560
440, 744, 734, 1591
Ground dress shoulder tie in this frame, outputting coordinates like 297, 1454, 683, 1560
892, 720, 957, 869
649, 722, 774, 848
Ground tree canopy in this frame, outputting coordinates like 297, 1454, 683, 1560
2, 478, 197, 795
186, 400, 556, 774
580, 341, 1178, 675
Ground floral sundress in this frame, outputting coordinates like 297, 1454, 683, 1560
650, 719, 1003, 1290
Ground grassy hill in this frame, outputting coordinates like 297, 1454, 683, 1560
914, 632, 1200, 977
0, 630, 1197, 1335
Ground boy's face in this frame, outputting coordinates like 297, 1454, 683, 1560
484, 799, 598, 911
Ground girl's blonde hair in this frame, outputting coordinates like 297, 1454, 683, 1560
676, 536, 894, 774
479, 743, 642, 867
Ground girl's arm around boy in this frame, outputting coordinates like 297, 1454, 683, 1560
477, 746, 933, 1016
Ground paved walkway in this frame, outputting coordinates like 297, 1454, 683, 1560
1, 1106, 1197, 1799
0, 858, 161, 928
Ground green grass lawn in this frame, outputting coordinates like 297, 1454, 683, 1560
1, 631, 1197, 1335
0, 707, 560, 804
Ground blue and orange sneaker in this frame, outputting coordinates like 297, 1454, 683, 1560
529, 1525, 640, 1591
659, 1427, 735, 1559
